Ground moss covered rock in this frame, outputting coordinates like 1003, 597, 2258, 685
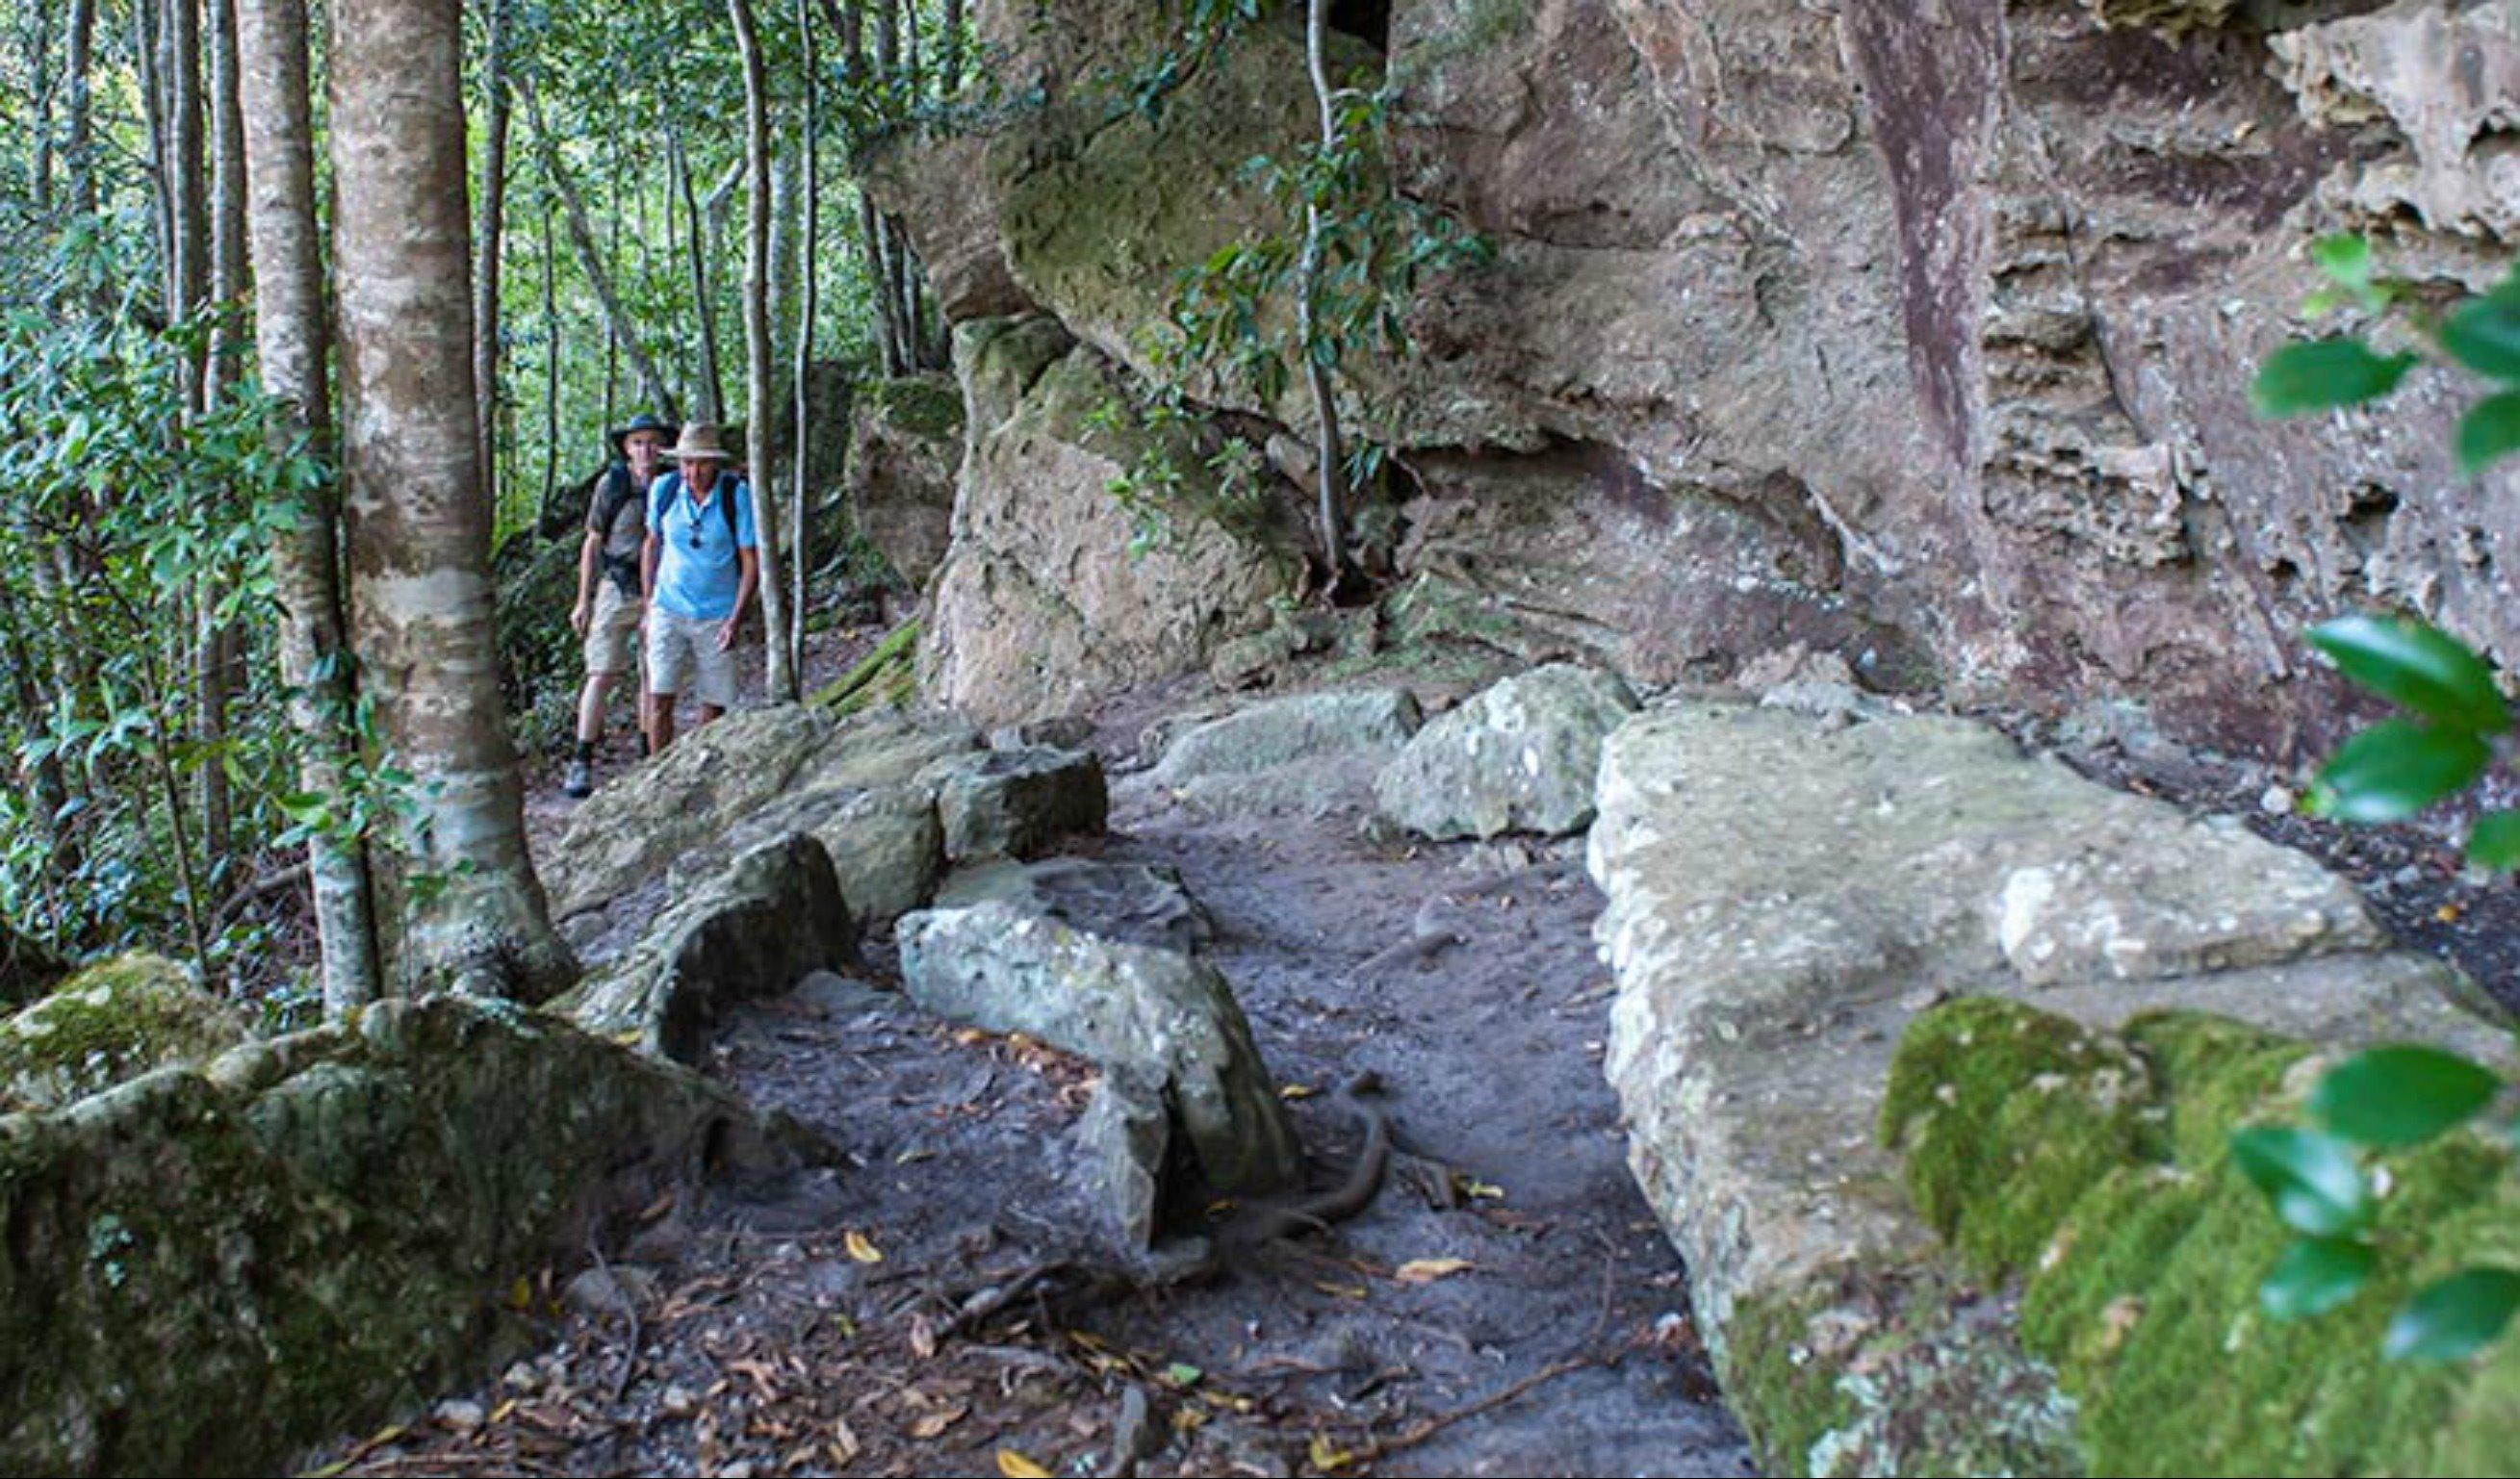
0, 994, 801, 1476
1591, 701, 2515, 1475
844, 372, 966, 590
0, 955, 247, 1112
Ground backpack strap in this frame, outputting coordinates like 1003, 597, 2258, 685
588, 463, 639, 534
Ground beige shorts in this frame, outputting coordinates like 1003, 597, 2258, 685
645, 606, 738, 709
583, 581, 644, 676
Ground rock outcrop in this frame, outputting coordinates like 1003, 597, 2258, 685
919, 316, 1299, 723
918, 745, 1110, 861
1138, 686, 1424, 817
1589, 700, 2514, 1474
867, 0, 2519, 758
0, 995, 802, 1476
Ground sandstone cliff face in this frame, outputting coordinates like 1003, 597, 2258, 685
867, 0, 2518, 753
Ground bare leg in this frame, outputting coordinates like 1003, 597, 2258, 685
697, 702, 726, 727
576, 670, 619, 745
649, 692, 678, 755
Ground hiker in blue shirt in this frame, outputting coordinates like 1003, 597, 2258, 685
640, 421, 758, 755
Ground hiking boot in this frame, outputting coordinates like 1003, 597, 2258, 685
562, 757, 594, 799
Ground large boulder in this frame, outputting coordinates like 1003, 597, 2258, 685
897, 901, 1299, 1195
1589, 701, 2510, 1474
559, 834, 860, 1064
860, 129, 1039, 322
1374, 663, 1640, 840
0, 995, 801, 1477
938, 857, 1214, 955
0, 956, 248, 1113
712, 780, 947, 927
919, 316, 1300, 724
842, 373, 965, 590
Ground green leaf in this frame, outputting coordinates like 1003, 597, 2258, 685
2384, 1267, 2520, 1361
2469, 810, 2520, 871
2456, 391, 2520, 474
2263, 1237, 2376, 1320
2252, 339, 2421, 417
2229, 1125, 2371, 1237
2310, 234, 2373, 291
2314, 1045, 2504, 1149
2439, 297, 2520, 382
2307, 614, 2510, 735
2308, 720, 2492, 823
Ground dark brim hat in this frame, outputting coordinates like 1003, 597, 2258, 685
609, 412, 673, 455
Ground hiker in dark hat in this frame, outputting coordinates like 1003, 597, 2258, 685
564, 412, 673, 799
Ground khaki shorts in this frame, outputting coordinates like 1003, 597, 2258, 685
583, 581, 644, 676
645, 606, 738, 709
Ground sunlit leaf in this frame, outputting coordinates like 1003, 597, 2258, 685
2440, 297, 2520, 381
2385, 1268, 2520, 1361
2468, 810, 2520, 871
2252, 339, 2421, 417
2308, 614, 2510, 734
2456, 391, 2520, 474
2307, 721, 2491, 823
2262, 1237, 2376, 1319
2314, 1046, 2504, 1149
2230, 1125, 2370, 1237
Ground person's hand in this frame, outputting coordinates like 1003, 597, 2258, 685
716, 617, 739, 652
570, 600, 591, 636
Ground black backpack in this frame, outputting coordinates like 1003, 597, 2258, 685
589, 468, 740, 597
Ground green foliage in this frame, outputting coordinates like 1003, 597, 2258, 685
2230, 236, 2520, 1365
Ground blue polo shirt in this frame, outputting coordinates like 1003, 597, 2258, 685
648, 470, 758, 622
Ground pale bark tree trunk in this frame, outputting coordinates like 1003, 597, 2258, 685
521, 74, 680, 422
238, 0, 383, 1014
730, 0, 790, 699
1298, 0, 1352, 596
327, 0, 575, 1002
66, 0, 95, 217
471, 0, 512, 520
791, 0, 818, 681
670, 128, 728, 424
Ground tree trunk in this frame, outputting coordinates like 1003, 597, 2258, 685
200, 0, 251, 882
237, 0, 384, 1015
542, 198, 560, 519
671, 127, 727, 424
521, 74, 680, 423
730, 0, 791, 699
941, 0, 961, 97
136, 0, 172, 290
1299, 0, 1352, 596
327, 0, 575, 1002
792, 0, 819, 681
66, 0, 95, 217
167, 0, 208, 393
471, 0, 512, 520
28, 0, 55, 214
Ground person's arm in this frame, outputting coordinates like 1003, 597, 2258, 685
642, 472, 669, 605
572, 530, 604, 634
720, 548, 759, 652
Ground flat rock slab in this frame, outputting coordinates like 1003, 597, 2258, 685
896, 900, 1298, 1195
1376, 663, 1638, 840
1589, 700, 2504, 1475
561, 834, 860, 1065
919, 747, 1109, 861
1139, 687, 1423, 817
937, 857, 1213, 954
705, 780, 946, 928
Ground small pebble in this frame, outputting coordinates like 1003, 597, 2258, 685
2258, 784, 2296, 816
434, 1399, 485, 1430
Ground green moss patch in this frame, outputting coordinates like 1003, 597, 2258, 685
0, 954, 247, 1112
864, 374, 965, 443
1883, 997, 2160, 1279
